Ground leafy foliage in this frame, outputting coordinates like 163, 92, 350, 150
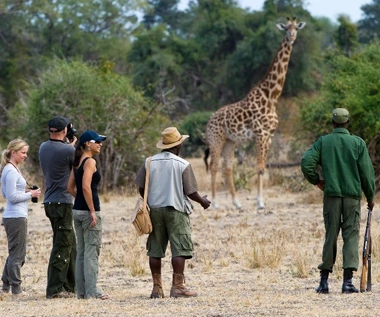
300, 42, 380, 144
0, 0, 139, 138
179, 111, 213, 156
143, 0, 186, 29
2, 0, 377, 189
334, 15, 358, 57
1, 0, 336, 122
23, 0, 137, 59
8, 59, 168, 191
129, 0, 326, 116
0, 1, 34, 108
358, 0, 380, 44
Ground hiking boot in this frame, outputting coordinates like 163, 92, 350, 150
2, 283, 10, 294
46, 291, 73, 299
12, 291, 29, 298
342, 269, 359, 293
316, 270, 329, 294
150, 273, 165, 299
170, 273, 197, 298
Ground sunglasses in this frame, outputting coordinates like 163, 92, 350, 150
89, 140, 102, 144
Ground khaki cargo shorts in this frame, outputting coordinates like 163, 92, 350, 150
147, 206, 193, 259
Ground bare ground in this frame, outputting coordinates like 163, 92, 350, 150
0, 158, 379, 316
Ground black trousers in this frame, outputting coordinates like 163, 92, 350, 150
45, 203, 77, 297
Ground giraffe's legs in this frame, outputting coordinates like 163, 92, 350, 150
222, 140, 241, 209
257, 170, 265, 210
209, 146, 222, 209
256, 135, 272, 210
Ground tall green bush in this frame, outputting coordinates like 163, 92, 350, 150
9, 58, 168, 191
179, 111, 213, 157
300, 42, 380, 144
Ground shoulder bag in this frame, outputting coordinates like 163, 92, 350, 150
131, 157, 153, 235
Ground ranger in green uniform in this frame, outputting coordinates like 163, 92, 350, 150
301, 108, 375, 294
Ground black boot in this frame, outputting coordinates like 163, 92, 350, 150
342, 269, 359, 294
316, 270, 329, 294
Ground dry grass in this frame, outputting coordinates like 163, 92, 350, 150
0, 157, 380, 316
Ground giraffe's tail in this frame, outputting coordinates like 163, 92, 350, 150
204, 148, 210, 172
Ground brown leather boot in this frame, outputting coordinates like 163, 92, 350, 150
150, 273, 165, 298
170, 273, 197, 298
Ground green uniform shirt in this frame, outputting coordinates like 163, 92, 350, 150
301, 128, 375, 202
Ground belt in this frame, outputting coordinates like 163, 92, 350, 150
44, 202, 72, 205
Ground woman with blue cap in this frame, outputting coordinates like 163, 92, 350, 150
67, 130, 109, 300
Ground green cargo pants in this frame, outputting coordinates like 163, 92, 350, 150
318, 196, 361, 272
45, 202, 77, 298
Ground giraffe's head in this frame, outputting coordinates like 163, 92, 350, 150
276, 17, 306, 45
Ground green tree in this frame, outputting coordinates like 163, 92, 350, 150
9, 58, 168, 191
128, 0, 327, 115
0, 0, 140, 141
142, 0, 185, 30
300, 42, 380, 144
335, 15, 358, 57
0, 1, 33, 108
0, 0, 139, 88
127, 25, 194, 118
129, 0, 252, 115
179, 111, 213, 156
22, 0, 138, 62
358, 0, 380, 43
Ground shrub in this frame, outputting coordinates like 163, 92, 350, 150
179, 111, 213, 157
9, 58, 169, 192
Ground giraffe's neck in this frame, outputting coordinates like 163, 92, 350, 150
253, 40, 293, 101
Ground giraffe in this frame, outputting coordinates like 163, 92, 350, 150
204, 17, 306, 210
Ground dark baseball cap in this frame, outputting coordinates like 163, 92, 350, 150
48, 116, 70, 132
79, 130, 106, 146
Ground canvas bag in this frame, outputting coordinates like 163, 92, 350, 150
131, 157, 153, 235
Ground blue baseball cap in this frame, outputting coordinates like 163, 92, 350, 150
79, 130, 106, 146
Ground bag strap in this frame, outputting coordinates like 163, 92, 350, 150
143, 157, 152, 209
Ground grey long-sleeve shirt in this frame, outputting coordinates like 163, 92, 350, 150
1, 164, 32, 218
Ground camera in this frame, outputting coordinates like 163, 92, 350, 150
30, 185, 39, 203
66, 123, 77, 143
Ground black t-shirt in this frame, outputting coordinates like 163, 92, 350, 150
73, 157, 101, 211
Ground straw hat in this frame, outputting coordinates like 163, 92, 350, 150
156, 127, 189, 149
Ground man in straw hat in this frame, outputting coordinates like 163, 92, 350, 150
135, 127, 211, 298
301, 108, 375, 294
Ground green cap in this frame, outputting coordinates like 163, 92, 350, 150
332, 108, 349, 123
